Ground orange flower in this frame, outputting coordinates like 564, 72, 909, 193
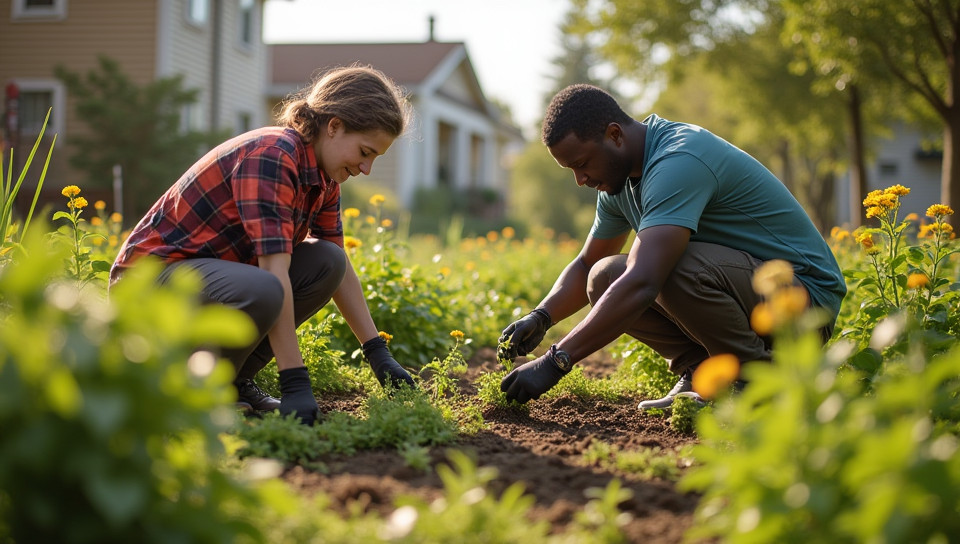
692, 354, 740, 399
501, 226, 516, 239
750, 303, 775, 336
906, 273, 929, 290
925, 204, 954, 218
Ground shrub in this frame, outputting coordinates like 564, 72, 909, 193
0, 228, 264, 543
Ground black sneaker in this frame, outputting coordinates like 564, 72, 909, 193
235, 379, 281, 412
638, 370, 704, 410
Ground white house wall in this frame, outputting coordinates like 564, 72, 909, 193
217, 0, 267, 131
157, 0, 213, 130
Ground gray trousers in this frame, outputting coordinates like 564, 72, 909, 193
586, 242, 774, 376
158, 239, 347, 381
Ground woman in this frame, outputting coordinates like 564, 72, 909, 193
110, 65, 415, 425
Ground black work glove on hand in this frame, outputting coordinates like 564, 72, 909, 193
498, 308, 552, 362
278, 367, 319, 425
500, 347, 570, 404
362, 336, 416, 390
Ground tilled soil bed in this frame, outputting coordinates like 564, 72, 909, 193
282, 348, 701, 543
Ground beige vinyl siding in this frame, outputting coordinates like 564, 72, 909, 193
0, 0, 158, 196
217, 0, 267, 133
161, 0, 214, 130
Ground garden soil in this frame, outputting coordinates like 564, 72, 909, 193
283, 348, 701, 543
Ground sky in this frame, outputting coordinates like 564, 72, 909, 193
262, 0, 569, 135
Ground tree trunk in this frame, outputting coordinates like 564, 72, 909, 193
944, 109, 960, 229
847, 84, 867, 229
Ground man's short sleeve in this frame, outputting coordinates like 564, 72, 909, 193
232, 146, 298, 256
590, 192, 632, 239
638, 153, 717, 233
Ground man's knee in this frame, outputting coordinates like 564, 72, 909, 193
586, 254, 627, 305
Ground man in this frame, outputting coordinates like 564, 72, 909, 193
498, 84, 845, 409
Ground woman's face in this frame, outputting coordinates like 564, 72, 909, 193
314, 118, 395, 184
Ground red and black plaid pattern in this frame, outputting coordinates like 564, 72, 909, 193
111, 127, 342, 283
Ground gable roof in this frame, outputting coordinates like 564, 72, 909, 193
269, 41, 464, 90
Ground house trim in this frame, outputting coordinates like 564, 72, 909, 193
11, 0, 68, 21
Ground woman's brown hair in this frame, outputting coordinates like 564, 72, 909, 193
278, 64, 410, 142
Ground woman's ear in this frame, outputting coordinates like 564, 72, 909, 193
327, 117, 342, 137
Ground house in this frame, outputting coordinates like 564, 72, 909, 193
0, 0, 269, 212
835, 121, 943, 227
267, 40, 525, 209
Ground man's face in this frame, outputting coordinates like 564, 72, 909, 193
548, 129, 632, 195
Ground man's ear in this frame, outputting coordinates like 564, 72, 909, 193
604, 123, 623, 146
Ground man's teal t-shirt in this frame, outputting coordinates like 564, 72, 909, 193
590, 114, 846, 318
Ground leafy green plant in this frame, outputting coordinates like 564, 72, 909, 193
682, 322, 960, 542
613, 337, 676, 400
669, 395, 707, 435
50, 185, 112, 290
474, 369, 528, 411
0, 108, 56, 264
0, 227, 265, 543
582, 440, 689, 482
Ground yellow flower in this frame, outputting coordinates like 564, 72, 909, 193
865, 206, 885, 219
486, 231, 499, 242
919, 223, 954, 239
768, 286, 809, 319
439, 266, 451, 276
465, 261, 476, 271
94, 200, 107, 210
904, 212, 919, 222
450, 330, 465, 340
61, 185, 81, 198
750, 303, 775, 336
906, 273, 929, 290
692, 353, 740, 400
109, 212, 122, 223
381, 218, 393, 228
501, 226, 516, 239
344, 207, 361, 218
90, 217, 103, 226
856, 232, 874, 249
369, 194, 386, 206
378, 331, 393, 344
365, 216, 376, 225
926, 204, 954, 218
67, 197, 89, 209
344, 236, 362, 250
751, 259, 794, 297
884, 184, 910, 197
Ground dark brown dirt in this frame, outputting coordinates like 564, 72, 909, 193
282, 347, 700, 543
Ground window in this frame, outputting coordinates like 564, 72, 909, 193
238, 0, 256, 47
186, 0, 209, 26
11, 79, 65, 137
11, 0, 68, 21
879, 161, 899, 177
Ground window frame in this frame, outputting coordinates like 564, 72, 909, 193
11, 0, 68, 21
185, 0, 210, 28
11, 78, 66, 139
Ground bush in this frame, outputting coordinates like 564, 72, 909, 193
0, 229, 263, 543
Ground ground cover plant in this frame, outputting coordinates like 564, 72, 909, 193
1, 175, 958, 542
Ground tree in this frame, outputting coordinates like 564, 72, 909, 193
55, 56, 226, 221
782, 0, 960, 226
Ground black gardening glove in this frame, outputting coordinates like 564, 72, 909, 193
498, 308, 552, 362
278, 367, 319, 425
500, 346, 571, 404
362, 337, 416, 390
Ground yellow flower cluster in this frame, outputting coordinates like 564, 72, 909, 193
344, 235, 362, 250
450, 330, 465, 340
862, 185, 909, 219
343, 207, 361, 218
906, 272, 929, 290
829, 226, 851, 242
926, 204, 954, 218
692, 353, 740, 400
67, 197, 88, 210
749, 260, 809, 336
378, 331, 393, 344
369, 194, 386, 206
919, 222, 954, 239
61, 185, 81, 198
854, 231, 881, 255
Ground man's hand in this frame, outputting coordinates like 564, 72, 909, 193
498, 308, 552, 362
278, 367, 319, 425
500, 349, 570, 404
362, 336, 416, 390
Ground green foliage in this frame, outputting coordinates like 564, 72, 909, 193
320, 199, 470, 369
50, 186, 112, 291
54, 56, 227, 219
613, 337, 675, 399
544, 366, 623, 402
582, 440, 689, 482
0, 228, 263, 543
564, 480, 635, 544
1, 108, 55, 264
682, 327, 960, 543
234, 387, 458, 466
474, 369, 529, 411
669, 395, 707, 435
